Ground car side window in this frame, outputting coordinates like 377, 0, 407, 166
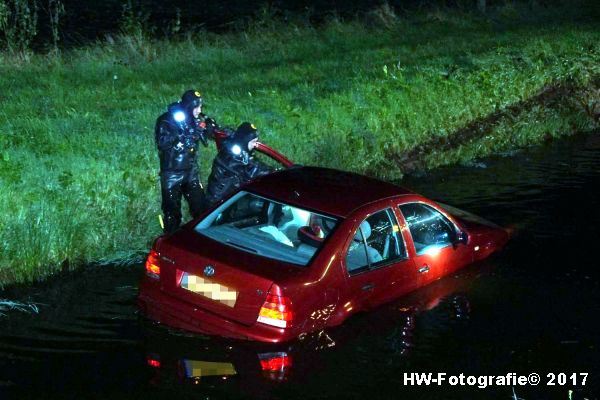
399, 203, 457, 255
345, 208, 407, 274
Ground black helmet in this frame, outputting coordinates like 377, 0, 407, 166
224, 122, 259, 164
234, 122, 258, 145
180, 89, 203, 113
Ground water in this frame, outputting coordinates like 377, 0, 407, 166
1, 133, 600, 399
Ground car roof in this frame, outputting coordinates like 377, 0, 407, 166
247, 166, 413, 218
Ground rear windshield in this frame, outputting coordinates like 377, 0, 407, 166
195, 191, 340, 266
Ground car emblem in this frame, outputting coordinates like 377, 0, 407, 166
203, 265, 215, 277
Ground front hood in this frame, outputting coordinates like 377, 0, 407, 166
438, 203, 510, 258
438, 203, 502, 230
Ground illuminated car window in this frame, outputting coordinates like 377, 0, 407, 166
195, 191, 339, 266
345, 208, 407, 274
399, 203, 457, 255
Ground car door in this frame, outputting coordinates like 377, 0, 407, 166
398, 202, 474, 286
343, 205, 418, 309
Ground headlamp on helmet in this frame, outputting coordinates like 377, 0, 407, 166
231, 144, 242, 155
173, 110, 186, 122
167, 102, 188, 128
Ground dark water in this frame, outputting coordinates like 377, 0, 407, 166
2, 133, 600, 399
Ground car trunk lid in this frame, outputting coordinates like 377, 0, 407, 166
157, 232, 299, 327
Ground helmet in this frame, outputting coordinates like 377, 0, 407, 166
234, 122, 258, 145
223, 122, 259, 165
180, 89, 203, 114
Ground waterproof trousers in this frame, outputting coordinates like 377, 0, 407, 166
160, 170, 205, 234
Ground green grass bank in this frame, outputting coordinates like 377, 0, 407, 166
1, 3, 599, 285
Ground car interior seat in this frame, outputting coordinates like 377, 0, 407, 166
296, 226, 321, 259
346, 220, 383, 272
297, 225, 324, 247
279, 207, 311, 241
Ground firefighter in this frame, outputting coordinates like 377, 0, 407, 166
205, 122, 272, 208
155, 89, 218, 233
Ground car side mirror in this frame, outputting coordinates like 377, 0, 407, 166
455, 231, 468, 245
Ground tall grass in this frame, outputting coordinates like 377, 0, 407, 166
1, 3, 599, 285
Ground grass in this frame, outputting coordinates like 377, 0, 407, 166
1, 2, 599, 285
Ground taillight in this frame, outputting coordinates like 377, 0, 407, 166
145, 249, 160, 279
259, 352, 292, 371
146, 356, 161, 368
259, 352, 292, 381
257, 294, 293, 328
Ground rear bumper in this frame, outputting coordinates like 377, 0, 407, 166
137, 278, 296, 343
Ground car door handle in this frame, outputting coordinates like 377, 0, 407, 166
362, 283, 375, 291
418, 265, 430, 273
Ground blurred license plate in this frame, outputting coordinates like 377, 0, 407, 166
181, 359, 237, 378
179, 272, 238, 307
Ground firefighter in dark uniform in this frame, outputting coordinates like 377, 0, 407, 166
205, 122, 273, 208
155, 89, 218, 234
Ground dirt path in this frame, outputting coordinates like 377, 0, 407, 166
388, 79, 600, 173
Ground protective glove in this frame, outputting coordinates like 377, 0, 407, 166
204, 117, 219, 137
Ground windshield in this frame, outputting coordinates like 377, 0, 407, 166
195, 191, 340, 266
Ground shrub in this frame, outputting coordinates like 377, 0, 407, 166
0, 0, 38, 56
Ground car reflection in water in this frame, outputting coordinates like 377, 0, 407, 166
141, 261, 490, 393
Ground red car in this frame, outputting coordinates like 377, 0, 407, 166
138, 165, 509, 343
143, 263, 487, 389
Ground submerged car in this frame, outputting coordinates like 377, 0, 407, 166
142, 264, 487, 389
138, 166, 509, 343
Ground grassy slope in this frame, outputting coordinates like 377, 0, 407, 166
1, 4, 599, 284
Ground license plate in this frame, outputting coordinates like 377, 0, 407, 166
181, 359, 237, 378
179, 271, 238, 307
